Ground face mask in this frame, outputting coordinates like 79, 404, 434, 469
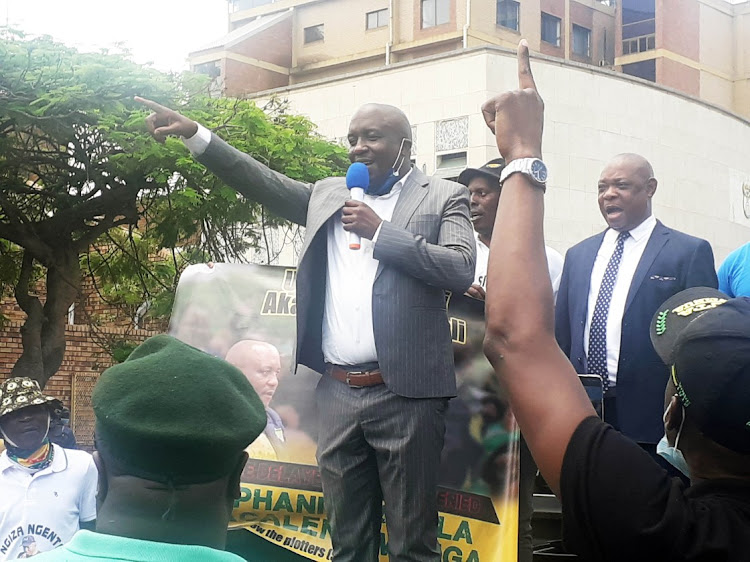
656, 400, 690, 478
368, 138, 411, 196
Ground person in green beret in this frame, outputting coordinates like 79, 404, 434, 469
32, 334, 268, 562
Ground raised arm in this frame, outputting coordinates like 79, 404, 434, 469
481, 41, 595, 495
136, 97, 311, 226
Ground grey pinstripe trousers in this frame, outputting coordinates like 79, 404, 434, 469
315, 374, 448, 562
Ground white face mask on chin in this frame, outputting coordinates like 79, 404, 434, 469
656, 399, 690, 478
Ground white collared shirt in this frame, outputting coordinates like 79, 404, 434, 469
0, 445, 97, 560
583, 214, 658, 387
473, 234, 564, 301
322, 172, 411, 365
182, 126, 409, 366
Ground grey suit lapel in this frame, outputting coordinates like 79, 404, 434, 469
374, 168, 429, 282
300, 180, 349, 258
388, 168, 429, 230
624, 220, 669, 312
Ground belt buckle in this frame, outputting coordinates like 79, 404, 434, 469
345, 370, 365, 388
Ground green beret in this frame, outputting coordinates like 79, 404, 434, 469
93, 334, 267, 485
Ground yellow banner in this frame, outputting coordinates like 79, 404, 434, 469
172, 263, 519, 561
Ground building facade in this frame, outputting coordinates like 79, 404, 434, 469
190, 0, 750, 118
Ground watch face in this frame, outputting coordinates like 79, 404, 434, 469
530, 159, 548, 183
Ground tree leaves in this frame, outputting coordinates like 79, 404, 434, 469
0, 31, 348, 375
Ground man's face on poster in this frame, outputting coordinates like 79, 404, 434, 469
225, 340, 281, 408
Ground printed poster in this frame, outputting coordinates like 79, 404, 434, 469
170, 263, 519, 561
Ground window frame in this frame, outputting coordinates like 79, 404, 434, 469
572, 24, 591, 58
421, 0, 450, 29
496, 0, 520, 32
366, 8, 389, 30
541, 12, 561, 47
303, 23, 325, 44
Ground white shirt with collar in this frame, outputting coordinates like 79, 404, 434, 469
583, 214, 658, 387
473, 234, 564, 301
184, 126, 409, 366
0, 444, 97, 560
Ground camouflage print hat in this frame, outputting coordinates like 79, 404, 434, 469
0, 377, 59, 418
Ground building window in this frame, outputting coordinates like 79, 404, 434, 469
622, 59, 655, 82
437, 152, 467, 170
621, 0, 655, 55
496, 0, 520, 31
421, 0, 450, 29
304, 24, 324, 44
622, 35, 655, 55
193, 61, 220, 78
541, 13, 561, 46
572, 24, 591, 58
367, 8, 388, 30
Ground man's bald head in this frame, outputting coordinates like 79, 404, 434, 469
597, 153, 658, 232
608, 153, 655, 183
352, 104, 412, 141
347, 103, 414, 186
225, 340, 281, 408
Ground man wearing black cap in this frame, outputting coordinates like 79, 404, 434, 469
482, 40, 750, 561
457, 158, 563, 302
457, 158, 563, 562
33, 334, 268, 561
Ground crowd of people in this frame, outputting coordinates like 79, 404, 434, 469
0, 38, 748, 562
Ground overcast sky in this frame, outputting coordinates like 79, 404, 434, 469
1, 0, 229, 72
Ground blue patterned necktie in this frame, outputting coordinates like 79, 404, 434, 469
588, 231, 630, 392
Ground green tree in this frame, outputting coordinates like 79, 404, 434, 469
0, 31, 347, 386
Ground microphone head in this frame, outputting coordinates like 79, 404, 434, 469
346, 162, 370, 190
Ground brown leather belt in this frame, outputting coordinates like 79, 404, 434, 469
326, 364, 384, 387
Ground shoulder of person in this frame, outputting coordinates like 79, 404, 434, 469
55, 446, 95, 469
423, 174, 469, 196
656, 223, 712, 250
311, 176, 344, 191
567, 232, 606, 257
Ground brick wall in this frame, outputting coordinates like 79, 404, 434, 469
0, 322, 159, 451
0, 277, 166, 450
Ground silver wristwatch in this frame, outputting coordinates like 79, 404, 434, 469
498, 158, 548, 190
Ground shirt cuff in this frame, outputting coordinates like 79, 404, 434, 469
372, 221, 386, 243
182, 123, 212, 156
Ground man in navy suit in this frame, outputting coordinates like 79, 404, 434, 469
555, 153, 717, 455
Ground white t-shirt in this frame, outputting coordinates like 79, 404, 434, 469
0, 445, 97, 560
473, 234, 564, 300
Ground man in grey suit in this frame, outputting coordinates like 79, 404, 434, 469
138, 98, 476, 562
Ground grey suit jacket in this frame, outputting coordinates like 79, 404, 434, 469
198, 134, 476, 399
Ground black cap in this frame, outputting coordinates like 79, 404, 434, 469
457, 158, 506, 187
650, 288, 750, 454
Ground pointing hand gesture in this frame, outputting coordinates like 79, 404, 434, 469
135, 96, 199, 143
481, 40, 544, 162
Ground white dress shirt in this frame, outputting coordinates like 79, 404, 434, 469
183, 125, 409, 366
321, 174, 408, 365
473, 234, 564, 300
583, 214, 657, 387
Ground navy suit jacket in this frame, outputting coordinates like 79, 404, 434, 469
555, 221, 718, 444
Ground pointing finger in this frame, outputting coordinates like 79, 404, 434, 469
134, 96, 171, 114
517, 39, 537, 92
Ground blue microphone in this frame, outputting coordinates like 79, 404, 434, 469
345, 163, 370, 250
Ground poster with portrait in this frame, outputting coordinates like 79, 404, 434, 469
171, 263, 519, 561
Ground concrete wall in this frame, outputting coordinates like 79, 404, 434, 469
251, 47, 750, 262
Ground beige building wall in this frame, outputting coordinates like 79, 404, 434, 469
250, 47, 750, 262
734, 3, 750, 116
294, 0, 382, 67
699, 1, 735, 110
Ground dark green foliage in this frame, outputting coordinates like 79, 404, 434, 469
0, 30, 347, 385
